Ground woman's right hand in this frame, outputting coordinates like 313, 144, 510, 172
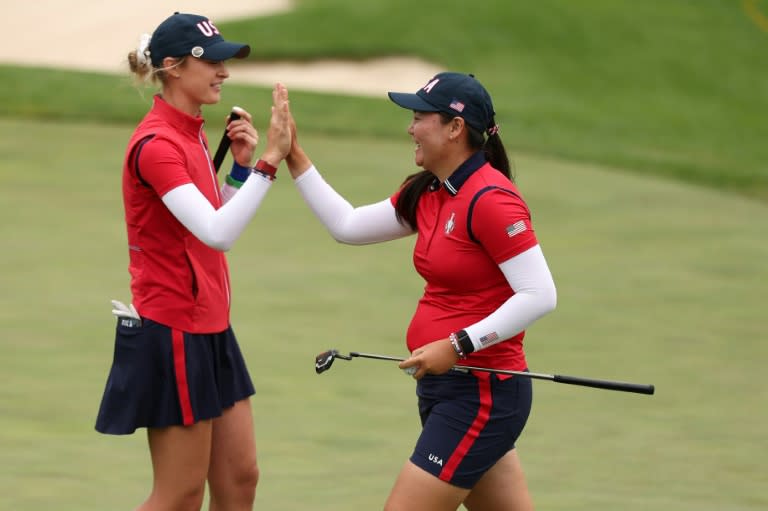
399, 339, 460, 380
260, 83, 292, 167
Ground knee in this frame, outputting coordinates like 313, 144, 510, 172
241, 462, 260, 492
211, 461, 259, 502
233, 460, 259, 493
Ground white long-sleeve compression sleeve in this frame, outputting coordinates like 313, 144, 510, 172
294, 165, 413, 244
463, 244, 557, 352
161, 172, 273, 251
220, 182, 239, 204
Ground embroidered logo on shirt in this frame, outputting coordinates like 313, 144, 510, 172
444, 212, 456, 235
506, 220, 527, 238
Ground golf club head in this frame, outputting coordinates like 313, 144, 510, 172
315, 349, 351, 374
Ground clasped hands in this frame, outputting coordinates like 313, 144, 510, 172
227, 83, 306, 174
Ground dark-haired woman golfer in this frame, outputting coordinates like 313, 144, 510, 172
285, 72, 557, 510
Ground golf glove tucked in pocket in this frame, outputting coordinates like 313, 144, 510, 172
110, 299, 142, 328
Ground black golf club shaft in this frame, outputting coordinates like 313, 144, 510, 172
350, 352, 404, 362
212, 109, 242, 173
348, 351, 654, 395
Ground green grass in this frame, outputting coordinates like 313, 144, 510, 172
1, 0, 766, 199
1, 0, 767, 509
1, 118, 766, 510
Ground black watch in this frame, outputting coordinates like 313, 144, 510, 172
456, 329, 474, 355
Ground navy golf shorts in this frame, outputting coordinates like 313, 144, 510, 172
95, 318, 255, 434
410, 369, 532, 489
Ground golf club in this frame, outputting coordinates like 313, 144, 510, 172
212, 107, 243, 173
315, 349, 655, 395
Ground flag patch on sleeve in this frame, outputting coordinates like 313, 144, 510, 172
506, 220, 527, 238
479, 332, 499, 346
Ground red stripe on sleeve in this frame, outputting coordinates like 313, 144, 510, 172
440, 374, 493, 482
171, 329, 195, 426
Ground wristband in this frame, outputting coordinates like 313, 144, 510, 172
226, 162, 251, 188
253, 159, 278, 179
449, 333, 466, 359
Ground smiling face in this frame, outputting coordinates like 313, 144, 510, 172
408, 111, 452, 170
161, 57, 229, 116
407, 111, 472, 179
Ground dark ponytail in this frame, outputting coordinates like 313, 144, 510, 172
483, 128, 512, 180
394, 170, 433, 230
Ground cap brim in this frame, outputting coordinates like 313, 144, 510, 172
388, 92, 440, 112
201, 41, 251, 61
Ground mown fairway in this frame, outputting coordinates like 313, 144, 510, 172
0, 118, 765, 510
1, 0, 766, 509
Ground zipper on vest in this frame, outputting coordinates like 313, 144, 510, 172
199, 126, 221, 202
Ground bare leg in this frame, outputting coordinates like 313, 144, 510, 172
463, 449, 533, 511
207, 399, 259, 511
383, 461, 470, 511
136, 421, 213, 511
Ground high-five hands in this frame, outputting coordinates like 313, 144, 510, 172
282, 86, 313, 178
260, 83, 292, 167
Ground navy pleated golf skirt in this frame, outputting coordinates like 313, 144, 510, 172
95, 318, 255, 435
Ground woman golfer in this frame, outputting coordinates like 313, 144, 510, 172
95, 12, 291, 511
285, 72, 557, 510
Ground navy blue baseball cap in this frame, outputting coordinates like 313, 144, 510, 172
149, 12, 250, 67
388, 72, 496, 134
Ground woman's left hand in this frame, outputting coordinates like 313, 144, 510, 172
399, 338, 460, 380
226, 107, 259, 167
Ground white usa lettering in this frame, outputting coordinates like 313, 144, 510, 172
428, 453, 444, 466
422, 78, 440, 94
196, 20, 220, 37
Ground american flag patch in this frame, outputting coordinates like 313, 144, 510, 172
449, 99, 465, 112
479, 332, 499, 346
506, 220, 527, 237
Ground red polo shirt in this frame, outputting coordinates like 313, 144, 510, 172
392, 152, 538, 371
122, 95, 230, 333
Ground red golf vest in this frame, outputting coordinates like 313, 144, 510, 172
122, 96, 230, 333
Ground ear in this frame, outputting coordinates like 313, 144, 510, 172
162, 57, 182, 78
449, 117, 466, 139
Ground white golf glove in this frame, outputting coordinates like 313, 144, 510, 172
111, 299, 142, 327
